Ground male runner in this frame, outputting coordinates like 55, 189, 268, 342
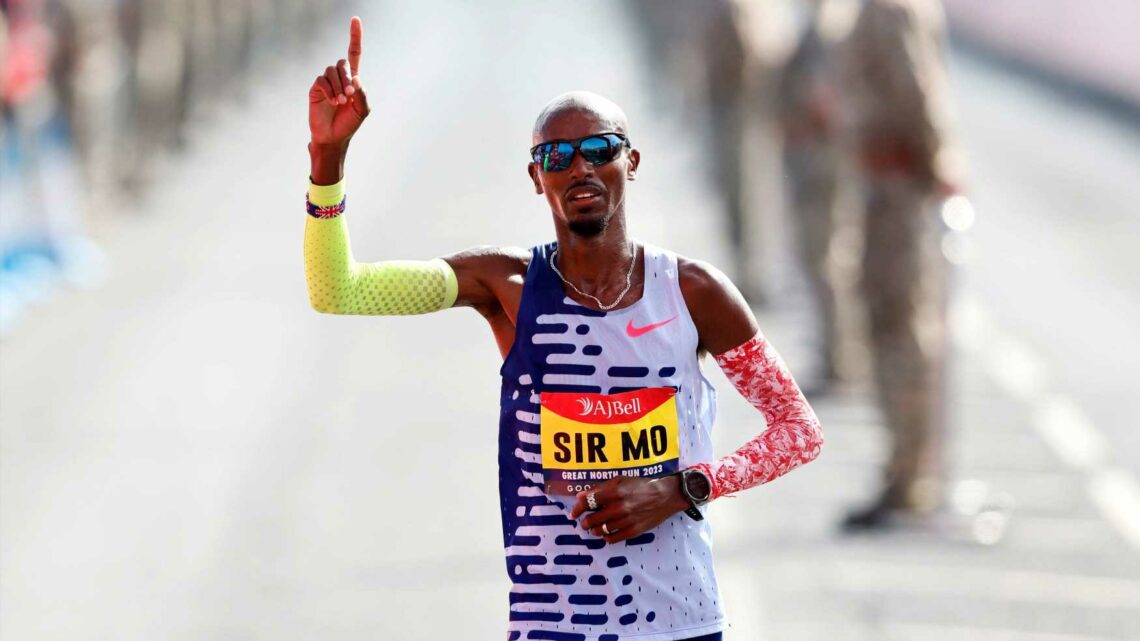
305, 17, 824, 641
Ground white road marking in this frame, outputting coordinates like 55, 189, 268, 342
1033, 396, 1110, 472
764, 559, 1140, 609
954, 295, 1140, 550
884, 622, 1129, 641
1088, 468, 1140, 551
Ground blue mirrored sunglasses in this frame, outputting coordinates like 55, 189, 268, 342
530, 133, 630, 173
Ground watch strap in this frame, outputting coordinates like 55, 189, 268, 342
676, 469, 709, 521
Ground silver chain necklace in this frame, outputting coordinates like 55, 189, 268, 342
549, 242, 638, 311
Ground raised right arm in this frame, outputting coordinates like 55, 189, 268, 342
304, 17, 519, 317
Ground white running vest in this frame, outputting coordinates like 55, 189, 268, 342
497, 241, 725, 641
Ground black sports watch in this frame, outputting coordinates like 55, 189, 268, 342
677, 468, 712, 521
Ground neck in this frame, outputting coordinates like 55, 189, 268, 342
552, 214, 634, 288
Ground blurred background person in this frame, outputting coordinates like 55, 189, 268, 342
626, 0, 781, 306
116, 0, 193, 191
0, 0, 99, 334
776, 0, 856, 393
695, 0, 758, 304
838, 0, 967, 530
52, 0, 130, 210
1, 0, 334, 335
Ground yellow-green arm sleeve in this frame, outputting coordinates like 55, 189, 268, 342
304, 179, 459, 315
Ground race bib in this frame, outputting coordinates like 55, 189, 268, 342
539, 387, 680, 496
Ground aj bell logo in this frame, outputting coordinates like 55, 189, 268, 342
576, 397, 643, 419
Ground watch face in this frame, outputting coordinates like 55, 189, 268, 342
684, 470, 712, 503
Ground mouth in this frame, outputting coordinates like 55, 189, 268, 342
566, 184, 605, 205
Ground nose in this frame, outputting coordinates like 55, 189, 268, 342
567, 149, 595, 181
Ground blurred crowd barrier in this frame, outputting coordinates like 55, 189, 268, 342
943, 0, 1140, 110
0, 0, 342, 335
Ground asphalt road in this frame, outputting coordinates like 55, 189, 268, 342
951, 49, 1140, 479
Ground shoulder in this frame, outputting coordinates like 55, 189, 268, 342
448, 244, 531, 265
677, 255, 728, 287
677, 256, 732, 304
443, 245, 530, 278
676, 255, 759, 356
676, 255, 749, 323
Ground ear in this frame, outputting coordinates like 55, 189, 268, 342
626, 148, 641, 181
527, 163, 544, 194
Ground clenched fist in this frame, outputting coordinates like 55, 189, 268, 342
309, 16, 370, 148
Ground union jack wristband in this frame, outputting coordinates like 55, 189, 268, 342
306, 194, 346, 219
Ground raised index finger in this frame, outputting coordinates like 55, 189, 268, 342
348, 16, 363, 77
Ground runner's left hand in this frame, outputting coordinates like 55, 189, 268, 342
569, 475, 692, 544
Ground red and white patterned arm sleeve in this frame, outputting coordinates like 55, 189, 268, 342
692, 331, 824, 500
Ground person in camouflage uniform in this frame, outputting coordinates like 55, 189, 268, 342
838, 0, 965, 529
628, 0, 772, 304
778, 0, 849, 389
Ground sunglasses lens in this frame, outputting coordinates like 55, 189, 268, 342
579, 136, 618, 165
537, 143, 574, 172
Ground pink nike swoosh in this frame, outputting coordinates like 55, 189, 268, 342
626, 315, 678, 338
